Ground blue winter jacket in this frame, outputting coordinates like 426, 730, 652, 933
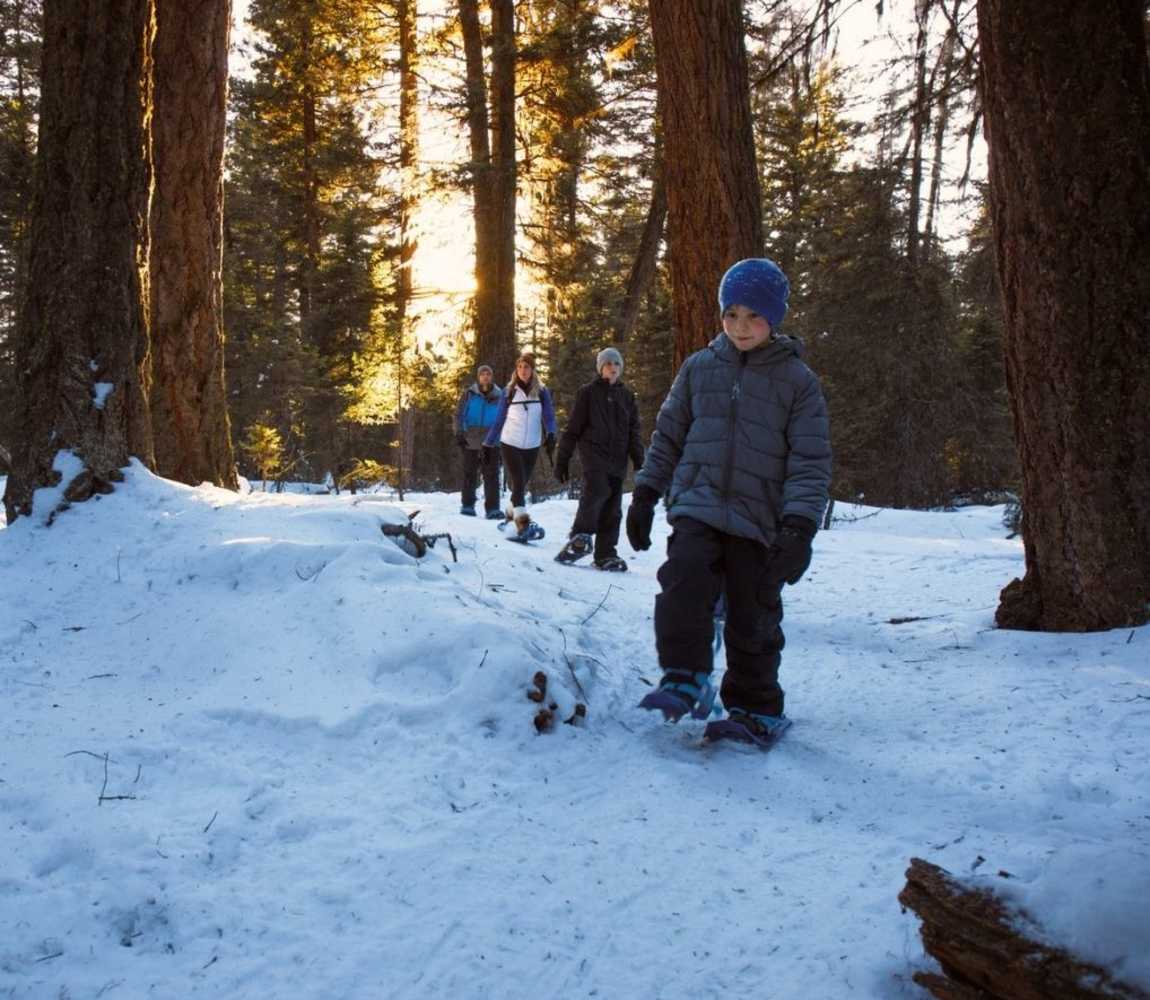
454, 383, 505, 450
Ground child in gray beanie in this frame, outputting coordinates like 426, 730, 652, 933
553, 346, 644, 571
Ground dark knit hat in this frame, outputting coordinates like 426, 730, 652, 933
718, 258, 790, 329
596, 347, 623, 374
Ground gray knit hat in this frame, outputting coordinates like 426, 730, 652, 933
476, 364, 493, 376
596, 347, 623, 374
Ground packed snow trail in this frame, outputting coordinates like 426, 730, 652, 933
1, 466, 1147, 999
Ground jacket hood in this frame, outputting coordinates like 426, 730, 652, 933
708, 331, 804, 366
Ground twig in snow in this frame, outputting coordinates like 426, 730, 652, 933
35, 951, 64, 963
203, 811, 219, 833
65, 749, 116, 762
115, 548, 122, 584
202, 955, 218, 971
115, 612, 143, 625
63, 625, 86, 632
1127, 630, 1136, 644
20, 619, 37, 630
580, 584, 618, 625
557, 628, 591, 704
98, 753, 137, 805
86, 673, 117, 680
477, 649, 488, 670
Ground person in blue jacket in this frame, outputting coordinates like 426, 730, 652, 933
483, 352, 558, 540
454, 364, 505, 517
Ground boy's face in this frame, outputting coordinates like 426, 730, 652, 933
599, 361, 621, 384
478, 370, 493, 390
722, 304, 772, 352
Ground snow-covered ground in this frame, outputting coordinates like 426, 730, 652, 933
1, 463, 1147, 999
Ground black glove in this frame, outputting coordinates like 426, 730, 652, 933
767, 515, 817, 585
554, 458, 569, 484
455, 431, 467, 448
626, 484, 660, 551
481, 444, 497, 466
544, 433, 556, 463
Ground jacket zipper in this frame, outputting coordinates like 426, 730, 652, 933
721, 353, 747, 515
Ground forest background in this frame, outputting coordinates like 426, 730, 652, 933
0, 0, 1017, 511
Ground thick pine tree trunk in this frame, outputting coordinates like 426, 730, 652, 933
460, 0, 517, 385
149, 0, 237, 489
978, 0, 1150, 630
648, 0, 762, 370
3, 0, 155, 524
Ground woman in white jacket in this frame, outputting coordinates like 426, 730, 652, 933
483, 352, 558, 540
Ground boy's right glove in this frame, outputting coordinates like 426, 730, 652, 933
455, 431, 467, 448
626, 484, 660, 551
767, 515, 817, 585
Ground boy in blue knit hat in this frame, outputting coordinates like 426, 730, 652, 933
625, 258, 832, 747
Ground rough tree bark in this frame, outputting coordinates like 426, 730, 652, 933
459, 0, 517, 384
149, 0, 237, 489
648, 0, 762, 370
3, 0, 155, 524
900, 858, 1149, 1000
978, 0, 1150, 630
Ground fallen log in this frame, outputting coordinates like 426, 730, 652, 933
899, 858, 1148, 1000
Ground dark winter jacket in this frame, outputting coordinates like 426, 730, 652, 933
483, 373, 558, 449
555, 377, 644, 479
635, 331, 832, 546
454, 383, 505, 450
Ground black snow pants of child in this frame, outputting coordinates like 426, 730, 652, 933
570, 468, 624, 561
654, 516, 786, 717
461, 447, 501, 514
500, 443, 540, 510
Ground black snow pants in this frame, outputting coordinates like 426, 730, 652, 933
570, 467, 624, 561
654, 516, 787, 717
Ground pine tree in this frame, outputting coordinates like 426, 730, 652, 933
4, 0, 155, 522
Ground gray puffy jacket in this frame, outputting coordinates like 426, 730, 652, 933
636, 331, 832, 546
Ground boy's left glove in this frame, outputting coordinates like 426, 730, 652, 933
544, 433, 556, 464
767, 515, 817, 585
554, 457, 569, 484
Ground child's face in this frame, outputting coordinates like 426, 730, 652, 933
599, 361, 621, 384
722, 304, 772, 351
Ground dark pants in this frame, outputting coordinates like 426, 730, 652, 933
570, 468, 624, 560
654, 516, 787, 717
501, 443, 539, 509
461, 447, 501, 513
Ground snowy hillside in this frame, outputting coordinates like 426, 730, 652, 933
1, 464, 1147, 999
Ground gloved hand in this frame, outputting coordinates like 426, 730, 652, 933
481, 445, 497, 467
766, 515, 817, 585
455, 431, 467, 448
626, 484, 660, 551
544, 433, 556, 463
554, 458, 569, 484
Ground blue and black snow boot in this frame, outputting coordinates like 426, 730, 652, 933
704, 710, 791, 748
485, 509, 505, 520
460, 504, 477, 516
638, 671, 717, 722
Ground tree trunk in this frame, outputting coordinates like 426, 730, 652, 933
460, 0, 517, 384
648, 0, 762, 370
3, 0, 155, 524
978, 0, 1150, 630
906, 1, 930, 267
615, 158, 666, 345
149, 0, 237, 489
900, 858, 1149, 1000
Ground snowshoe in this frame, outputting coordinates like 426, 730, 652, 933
460, 504, 477, 516
637, 671, 717, 722
593, 555, 628, 572
485, 509, 505, 520
500, 518, 546, 543
704, 710, 791, 749
555, 533, 593, 565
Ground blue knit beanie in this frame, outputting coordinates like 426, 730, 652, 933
718, 258, 790, 329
